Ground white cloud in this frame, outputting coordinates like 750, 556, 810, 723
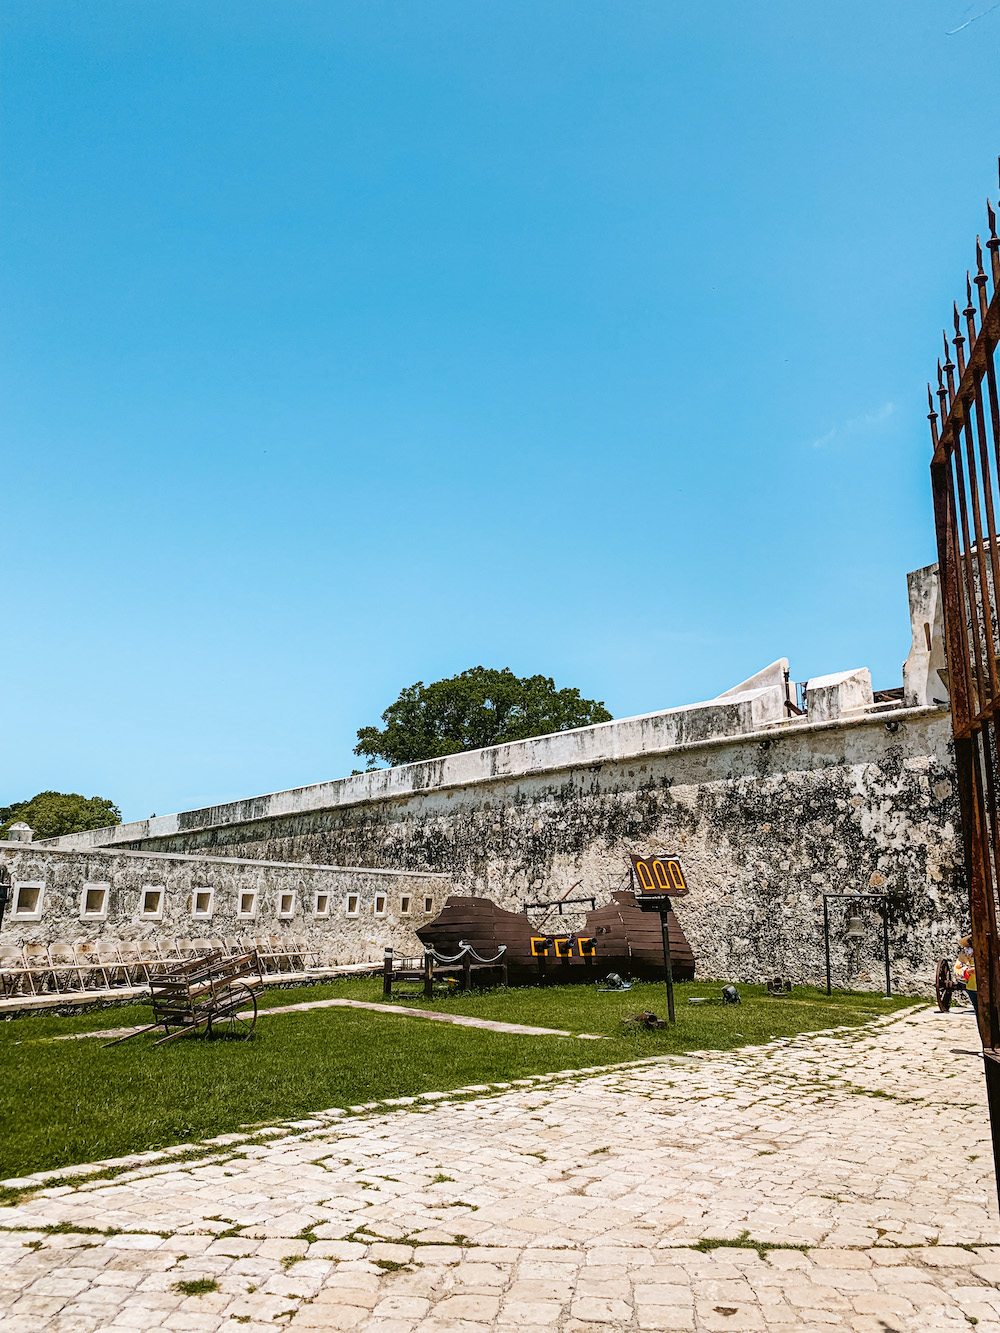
810, 401, 895, 448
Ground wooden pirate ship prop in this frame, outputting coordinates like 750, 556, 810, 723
416, 887, 695, 987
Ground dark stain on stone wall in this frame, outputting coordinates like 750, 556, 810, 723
135, 713, 964, 989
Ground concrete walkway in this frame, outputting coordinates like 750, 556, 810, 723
1, 1006, 998, 1332
53, 996, 608, 1043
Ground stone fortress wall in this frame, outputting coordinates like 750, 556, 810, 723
0, 841, 449, 965
39, 566, 966, 993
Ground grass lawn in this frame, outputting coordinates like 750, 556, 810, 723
1, 978, 921, 1181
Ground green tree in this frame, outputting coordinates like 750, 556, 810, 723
355, 667, 612, 768
0, 791, 122, 842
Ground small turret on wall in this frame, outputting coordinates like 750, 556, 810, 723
903, 563, 950, 709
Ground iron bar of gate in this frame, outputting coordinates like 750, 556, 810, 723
929, 157, 1000, 1202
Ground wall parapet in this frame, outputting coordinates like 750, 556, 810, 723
38, 697, 945, 854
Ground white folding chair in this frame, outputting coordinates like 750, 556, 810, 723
48, 941, 85, 991
0, 946, 34, 996
95, 939, 128, 988
23, 942, 55, 994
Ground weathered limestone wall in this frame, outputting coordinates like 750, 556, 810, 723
43, 678, 792, 856
0, 844, 449, 965
44, 707, 964, 992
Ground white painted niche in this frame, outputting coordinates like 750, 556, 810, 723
277, 890, 296, 919
11, 882, 44, 921
140, 886, 164, 920
79, 882, 110, 922
190, 888, 214, 919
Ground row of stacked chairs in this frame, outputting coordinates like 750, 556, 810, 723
0, 936, 325, 998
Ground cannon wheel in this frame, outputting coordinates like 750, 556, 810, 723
936, 958, 955, 1012
207, 983, 258, 1039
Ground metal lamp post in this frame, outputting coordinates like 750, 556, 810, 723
822, 892, 891, 997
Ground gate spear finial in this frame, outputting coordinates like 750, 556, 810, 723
987, 198, 999, 289
964, 274, 978, 344
953, 303, 967, 375
943, 331, 957, 402
975, 238, 989, 319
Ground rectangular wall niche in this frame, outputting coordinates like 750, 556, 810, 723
80, 883, 109, 920
191, 888, 214, 918
140, 887, 164, 919
424, 896, 434, 913
400, 895, 411, 915
277, 891, 295, 919
238, 891, 257, 919
346, 894, 359, 916
314, 893, 330, 916
374, 894, 387, 916
12, 882, 43, 920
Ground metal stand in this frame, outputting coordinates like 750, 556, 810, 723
659, 901, 676, 1025
383, 948, 393, 997
632, 877, 680, 1025
822, 892, 892, 997
536, 950, 548, 988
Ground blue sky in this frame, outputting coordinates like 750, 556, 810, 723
3, 1, 999, 822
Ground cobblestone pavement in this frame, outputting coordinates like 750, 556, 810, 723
2, 1005, 999, 1332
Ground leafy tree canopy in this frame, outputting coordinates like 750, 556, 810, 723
355, 666, 613, 768
0, 791, 122, 842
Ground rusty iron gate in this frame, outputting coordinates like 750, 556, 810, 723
929, 158, 1000, 1194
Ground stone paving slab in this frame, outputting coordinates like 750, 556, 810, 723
1, 1005, 998, 1331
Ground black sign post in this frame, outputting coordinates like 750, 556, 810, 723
659, 897, 676, 1024
630, 890, 677, 1022
630, 855, 689, 1026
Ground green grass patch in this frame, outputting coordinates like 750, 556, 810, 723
691, 1230, 811, 1260
253, 974, 915, 1039
0, 978, 919, 1180
172, 1277, 220, 1296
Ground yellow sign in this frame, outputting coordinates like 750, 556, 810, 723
630, 855, 689, 896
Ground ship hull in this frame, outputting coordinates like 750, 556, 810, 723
416, 890, 695, 986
